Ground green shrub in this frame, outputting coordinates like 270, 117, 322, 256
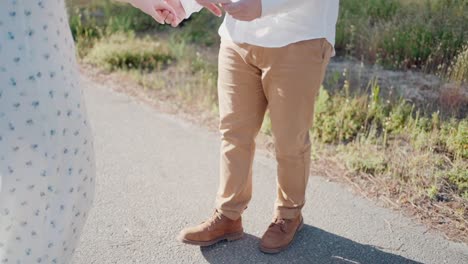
313, 84, 389, 144
68, 6, 103, 57
433, 159, 468, 200
84, 33, 174, 71
427, 185, 439, 200
176, 10, 223, 46
313, 81, 467, 160
446, 44, 468, 84
443, 119, 468, 159
340, 144, 388, 175
446, 162, 468, 199
336, 0, 466, 72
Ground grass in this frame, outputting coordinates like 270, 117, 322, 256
83, 31, 219, 110
335, 0, 467, 77
447, 44, 468, 84
68, 0, 467, 79
84, 33, 174, 71
67, 0, 467, 241
311, 85, 467, 199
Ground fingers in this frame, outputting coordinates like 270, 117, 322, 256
162, 10, 174, 25
152, 2, 177, 24
159, 8, 181, 27
154, 10, 167, 24
206, 3, 223, 17
162, 10, 170, 20
151, 11, 166, 24
196, 0, 223, 17
166, 13, 178, 27
155, 9, 182, 27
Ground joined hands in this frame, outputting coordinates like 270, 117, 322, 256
126, 0, 185, 27
128, 0, 262, 28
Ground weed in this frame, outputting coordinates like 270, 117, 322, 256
84, 33, 174, 71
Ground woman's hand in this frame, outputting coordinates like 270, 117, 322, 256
164, 0, 187, 26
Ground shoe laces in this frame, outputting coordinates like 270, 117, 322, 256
269, 218, 288, 233
203, 210, 223, 229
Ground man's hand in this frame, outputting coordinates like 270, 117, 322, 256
195, 0, 223, 17
222, 0, 261, 21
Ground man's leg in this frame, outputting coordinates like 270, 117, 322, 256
178, 40, 266, 246
259, 38, 332, 253
216, 40, 267, 220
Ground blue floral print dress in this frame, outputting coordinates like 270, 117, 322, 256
0, 1, 95, 263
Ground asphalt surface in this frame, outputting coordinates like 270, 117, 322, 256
71, 77, 468, 264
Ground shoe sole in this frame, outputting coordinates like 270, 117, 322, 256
259, 218, 304, 254
178, 230, 244, 247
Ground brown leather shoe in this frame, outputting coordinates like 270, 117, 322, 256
177, 210, 244, 246
259, 215, 304, 254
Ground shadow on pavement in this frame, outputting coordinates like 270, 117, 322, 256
200, 225, 422, 264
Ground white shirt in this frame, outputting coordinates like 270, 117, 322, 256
180, 0, 339, 48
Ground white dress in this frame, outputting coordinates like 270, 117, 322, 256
0, 1, 95, 263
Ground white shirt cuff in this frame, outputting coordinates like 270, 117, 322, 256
180, 0, 203, 19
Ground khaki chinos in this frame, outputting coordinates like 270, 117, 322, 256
215, 38, 333, 220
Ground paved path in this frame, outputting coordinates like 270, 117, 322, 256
72, 77, 468, 264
